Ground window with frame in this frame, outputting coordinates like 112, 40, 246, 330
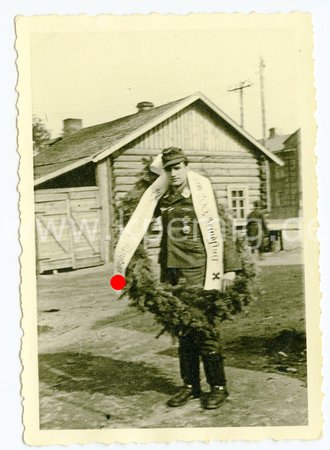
228, 186, 248, 219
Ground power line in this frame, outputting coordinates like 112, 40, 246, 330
227, 80, 252, 128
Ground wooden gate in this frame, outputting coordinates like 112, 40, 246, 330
35, 187, 103, 273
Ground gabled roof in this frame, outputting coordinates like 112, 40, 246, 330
262, 129, 300, 154
282, 128, 300, 148
264, 134, 292, 153
34, 92, 283, 186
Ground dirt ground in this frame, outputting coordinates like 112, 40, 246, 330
37, 248, 308, 429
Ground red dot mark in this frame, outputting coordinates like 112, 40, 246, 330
110, 274, 126, 290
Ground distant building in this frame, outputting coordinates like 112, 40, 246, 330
267, 128, 302, 219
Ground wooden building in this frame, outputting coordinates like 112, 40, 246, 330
267, 128, 302, 219
34, 93, 283, 273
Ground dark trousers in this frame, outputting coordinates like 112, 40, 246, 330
179, 332, 226, 390
165, 266, 227, 390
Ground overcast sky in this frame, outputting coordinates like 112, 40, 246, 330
31, 19, 309, 140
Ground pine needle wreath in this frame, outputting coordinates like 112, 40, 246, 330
118, 157, 259, 341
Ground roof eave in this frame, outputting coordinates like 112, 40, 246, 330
34, 156, 92, 186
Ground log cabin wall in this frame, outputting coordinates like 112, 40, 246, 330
112, 103, 261, 211
108, 103, 262, 261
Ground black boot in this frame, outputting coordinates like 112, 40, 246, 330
202, 353, 228, 409
167, 384, 201, 407
167, 335, 201, 407
204, 385, 229, 409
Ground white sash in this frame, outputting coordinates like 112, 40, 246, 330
113, 169, 223, 290
113, 172, 168, 275
187, 171, 224, 290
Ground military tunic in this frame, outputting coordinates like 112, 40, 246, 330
155, 184, 241, 285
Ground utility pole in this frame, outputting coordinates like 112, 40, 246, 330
228, 80, 252, 128
259, 56, 271, 211
260, 56, 267, 145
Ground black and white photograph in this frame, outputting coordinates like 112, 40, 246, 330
16, 13, 321, 444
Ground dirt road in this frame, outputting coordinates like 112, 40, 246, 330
37, 249, 307, 429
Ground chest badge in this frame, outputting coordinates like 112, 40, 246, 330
182, 215, 191, 234
182, 225, 191, 235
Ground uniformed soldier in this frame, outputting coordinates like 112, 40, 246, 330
154, 147, 241, 409
246, 200, 269, 256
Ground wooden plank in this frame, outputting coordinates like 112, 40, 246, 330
113, 161, 144, 169
96, 160, 111, 264
38, 258, 73, 273
107, 157, 116, 261
203, 110, 209, 150
35, 188, 99, 203
203, 168, 260, 177
36, 186, 99, 195
73, 244, 100, 257
189, 161, 258, 169
37, 245, 72, 261
66, 190, 99, 200
69, 198, 99, 209
114, 184, 136, 193
70, 205, 101, 214
112, 169, 146, 177
152, 123, 159, 149
69, 195, 98, 204
212, 182, 260, 191
34, 201, 67, 213
35, 193, 68, 203
167, 117, 172, 147
114, 176, 139, 185
210, 176, 260, 184
115, 153, 256, 163
114, 165, 258, 179
73, 256, 103, 269
120, 148, 254, 158
66, 197, 76, 268
113, 162, 258, 175
114, 181, 260, 193
185, 149, 252, 157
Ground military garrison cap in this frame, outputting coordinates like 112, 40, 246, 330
162, 147, 187, 169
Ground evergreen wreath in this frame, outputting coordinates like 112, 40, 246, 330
118, 158, 259, 341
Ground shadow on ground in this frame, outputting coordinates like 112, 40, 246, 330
158, 329, 307, 382
91, 308, 161, 335
39, 352, 177, 397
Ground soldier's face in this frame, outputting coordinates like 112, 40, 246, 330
165, 162, 188, 186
